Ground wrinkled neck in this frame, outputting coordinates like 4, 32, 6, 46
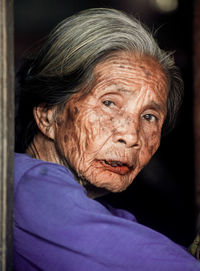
26, 132, 63, 165
78, 178, 109, 199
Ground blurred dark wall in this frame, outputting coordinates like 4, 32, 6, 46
14, 0, 195, 247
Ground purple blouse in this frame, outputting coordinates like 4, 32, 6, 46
14, 153, 200, 270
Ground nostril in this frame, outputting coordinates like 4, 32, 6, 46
117, 137, 141, 148
118, 139, 126, 144
133, 142, 140, 149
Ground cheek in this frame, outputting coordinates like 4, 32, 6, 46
58, 106, 114, 163
147, 131, 161, 155
139, 128, 161, 166
79, 106, 116, 148
55, 106, 81, 157
64, 134, 68, 143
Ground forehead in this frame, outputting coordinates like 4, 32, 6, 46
96, 52, 166, 81
92, 52, 168, 98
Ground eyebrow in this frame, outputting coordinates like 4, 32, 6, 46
117, 86, 139, 94
143, 101, 167, 115
117, 88, 167, 113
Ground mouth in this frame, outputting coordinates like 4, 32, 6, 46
101, 160, 133, 175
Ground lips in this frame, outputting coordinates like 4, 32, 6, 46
102, 160, 133, 175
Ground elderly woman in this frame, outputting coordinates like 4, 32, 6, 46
14, 8, 200, 271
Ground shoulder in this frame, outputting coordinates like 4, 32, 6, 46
14, 152, 76, 189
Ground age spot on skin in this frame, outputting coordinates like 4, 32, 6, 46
140, 65, 151, 77
151, 131, 159, 140
64, 135, 68, 143
125, 116, 132, 125
74, 107, 79, 114
56, 118, 64, 127
67, 107, 76, 122
70, 147, 76, 153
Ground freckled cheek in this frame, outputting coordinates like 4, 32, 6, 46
139, 130, 161, 166
61, 108, 107, 157
84, 107, 116, 137
64, 134, 68, 143
148, 133, 161, 155
57, 128, 77, 159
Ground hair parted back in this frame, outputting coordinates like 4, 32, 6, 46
16, 7, 183, 152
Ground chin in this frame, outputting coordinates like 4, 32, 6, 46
77, 161, 140, 193
87, 171, 135, 193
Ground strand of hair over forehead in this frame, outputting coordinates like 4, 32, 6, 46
37, 8, 166, 77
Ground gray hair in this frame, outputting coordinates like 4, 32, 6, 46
16, 8, 183, 152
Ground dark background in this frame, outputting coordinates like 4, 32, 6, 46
14, 0, 195, 247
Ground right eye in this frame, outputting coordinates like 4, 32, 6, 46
143, 114, 157, 123
102, 100, 115, 107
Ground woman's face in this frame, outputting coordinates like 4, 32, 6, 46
54, 52, 168, 192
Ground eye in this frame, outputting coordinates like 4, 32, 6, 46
102, 100, 115, 107
143, 114, 157, 122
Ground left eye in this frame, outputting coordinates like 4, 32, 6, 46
102, 100, 115, 107
143, 114, 157, 122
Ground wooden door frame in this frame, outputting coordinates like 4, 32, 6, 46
0, 0, 14, 270
194, 0, 200, 225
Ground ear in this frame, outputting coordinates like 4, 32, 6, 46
33, 105, 56, 140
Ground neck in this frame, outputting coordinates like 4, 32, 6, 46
26, 132, 63, 165
78, 178, 109, 199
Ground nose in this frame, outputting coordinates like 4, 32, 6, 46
113, 119, 141, 149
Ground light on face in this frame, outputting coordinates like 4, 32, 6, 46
152, 0, 178, 13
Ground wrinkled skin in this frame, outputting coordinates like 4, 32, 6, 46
27, 52, 168, 194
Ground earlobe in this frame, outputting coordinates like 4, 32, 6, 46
33, 105, 56, 140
